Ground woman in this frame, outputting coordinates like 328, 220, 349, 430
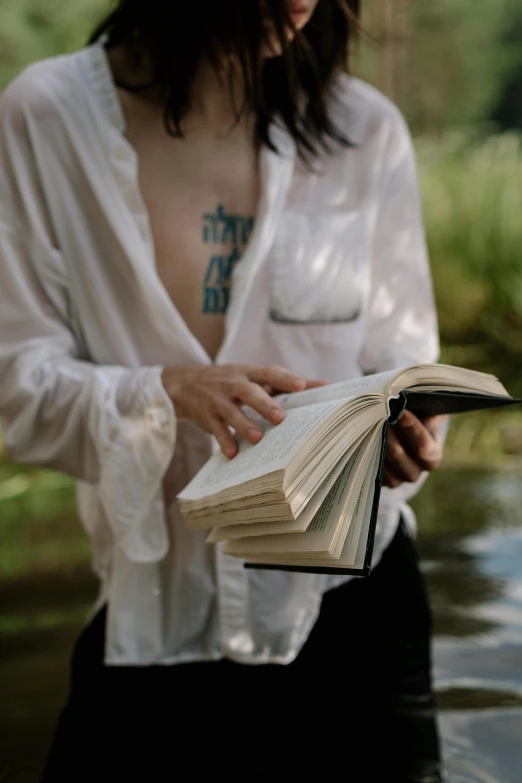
0, 1, 445, 779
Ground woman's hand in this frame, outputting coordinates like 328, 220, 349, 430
161, 364, 327, 459
383, 411, 447, 488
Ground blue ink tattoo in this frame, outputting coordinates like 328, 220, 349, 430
202, 205, 254, 314
202, 204, 254, 245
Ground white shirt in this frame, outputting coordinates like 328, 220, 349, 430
0, 41, 439, 665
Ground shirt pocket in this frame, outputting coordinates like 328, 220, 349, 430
268, 210, 367, 325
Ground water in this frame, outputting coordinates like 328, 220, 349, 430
1, 465, 521, 780
413, 468, 522, 782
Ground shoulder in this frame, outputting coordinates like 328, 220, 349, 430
328, 72, 412, 152
0, 51, 84, 131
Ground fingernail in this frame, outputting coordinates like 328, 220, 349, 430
292, 378, 306, 390
225, 447, 237, 459
270, 408, 284, 424
247, 427, 263, 443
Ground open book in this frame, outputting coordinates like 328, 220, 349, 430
177, 364, 520, 575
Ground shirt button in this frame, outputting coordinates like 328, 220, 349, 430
226, 631, 254, 655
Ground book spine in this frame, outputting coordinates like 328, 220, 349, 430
362, 420, 389, 573
387, 391, 407, 424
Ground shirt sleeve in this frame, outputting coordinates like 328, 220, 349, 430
0, 74, 177, 564
358, 105, 441, 509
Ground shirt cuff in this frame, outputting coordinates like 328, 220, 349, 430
99, 366, 176, 563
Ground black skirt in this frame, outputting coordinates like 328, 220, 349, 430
42, 520, 443, 782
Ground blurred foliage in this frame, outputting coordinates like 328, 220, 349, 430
491, 8, 522, 131
0, 0, 108, 89
358, 0, 522, 135
418, 132, 522, 398
0, 452, 83, 579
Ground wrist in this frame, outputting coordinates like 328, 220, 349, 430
161, 367, 188, 420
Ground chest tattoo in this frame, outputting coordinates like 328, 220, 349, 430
201, 204, 255, 314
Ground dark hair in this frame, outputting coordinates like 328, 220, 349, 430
88, 1, 360, 170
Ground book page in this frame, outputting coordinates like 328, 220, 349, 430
177, 399, 345, 502
336, 433, 382, 567
245, 432, 383, 570
390, 364, 509, 398
274, 372, 394, 411
300, 425, 381, 560
224, 430, 375, 556
207, 436, 366, 542
351, 443, 382, 569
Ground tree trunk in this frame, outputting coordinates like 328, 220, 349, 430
362, 0, 413, 109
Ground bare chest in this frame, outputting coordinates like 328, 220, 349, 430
120, 98, 260, 359
142, 168, 258, 322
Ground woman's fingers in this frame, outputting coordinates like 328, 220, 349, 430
394, 411, 443, 471
383, 466, 403, 489
210, 419, 238, 459
302, 379, 330, 390
202, 367, 331, 458
257, 378, 329, 397
385, 410, 446, 486
385, 428, 423, 483
246, 365, 307, 393
235, 381, 286, 425
219, 401, 264, 444
422, 414, 447, 441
